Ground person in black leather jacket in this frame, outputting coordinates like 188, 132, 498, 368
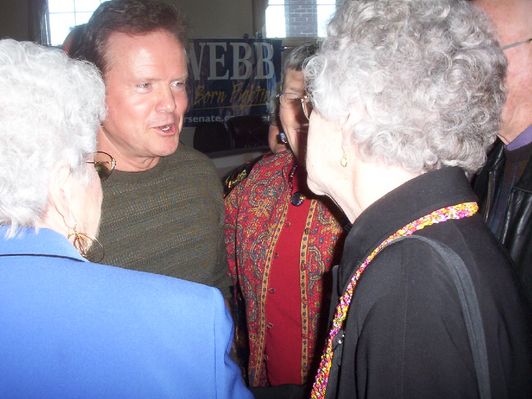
471, 0, 532, 307
473, 139, 532, 304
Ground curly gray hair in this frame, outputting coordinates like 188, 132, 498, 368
0, 40, 106, 236
304, 0, 506, 174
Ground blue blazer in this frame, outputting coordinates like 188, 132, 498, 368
0, 227, 252, 399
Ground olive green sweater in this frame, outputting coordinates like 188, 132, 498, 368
96, 145, 230, 297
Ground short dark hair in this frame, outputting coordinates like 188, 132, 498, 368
73, 0, 187, 74
281, 42, 318, 89
62, 24, 86, 56
283, 42, 318, 73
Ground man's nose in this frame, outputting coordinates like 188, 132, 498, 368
156, 87, 177, 113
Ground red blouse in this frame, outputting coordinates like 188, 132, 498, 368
225, 150, 345, 387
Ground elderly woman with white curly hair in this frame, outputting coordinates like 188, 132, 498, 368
301, 0, 532, 398
0, 40, 252, 398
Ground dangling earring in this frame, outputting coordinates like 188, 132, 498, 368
68, 227, 104, 262
278, 131, 288, 144
340, 152, 348, 167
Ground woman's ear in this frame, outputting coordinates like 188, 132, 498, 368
46, 162, 76, 228
340, 124, 355, 166
340, 103, 366, 160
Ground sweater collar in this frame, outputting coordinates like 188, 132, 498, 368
102, 150, 172, 186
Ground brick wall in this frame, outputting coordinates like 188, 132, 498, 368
285, 0, 318, 37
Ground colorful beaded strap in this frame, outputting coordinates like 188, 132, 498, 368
310, 202, 479, 399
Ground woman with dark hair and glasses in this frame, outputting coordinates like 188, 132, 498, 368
0, 39, 252, 399
225, 43, 346, 391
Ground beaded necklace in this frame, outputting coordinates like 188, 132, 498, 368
310, 201, 479, 399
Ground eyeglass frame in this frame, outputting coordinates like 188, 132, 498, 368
276, 92, 313, 120
501, 37, 531, 51
86, 151, 116, 181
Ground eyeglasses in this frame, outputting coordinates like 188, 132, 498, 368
501, 37, 531, 51
277, 92, 313, 120
86, 151, 116, 181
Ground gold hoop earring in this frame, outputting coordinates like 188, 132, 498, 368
68, 228, 104, 262
340, 153, 348, 168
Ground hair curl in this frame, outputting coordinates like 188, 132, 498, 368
304, 0, 506, 174
0, 39, 106, 236
73, 0, 187, 74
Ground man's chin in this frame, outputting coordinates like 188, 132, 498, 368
159, 146, 179, 157
155, 135, 180, 156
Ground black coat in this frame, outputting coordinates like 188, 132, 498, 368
473, 139, 532, 306
326, 167, 532, 399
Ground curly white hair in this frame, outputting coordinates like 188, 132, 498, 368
304, 0, 506, 174
0, 39, 106, 235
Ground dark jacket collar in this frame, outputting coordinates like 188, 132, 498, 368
339, 167, 477, 288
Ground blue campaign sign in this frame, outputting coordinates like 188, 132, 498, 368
185, 39, 283, 127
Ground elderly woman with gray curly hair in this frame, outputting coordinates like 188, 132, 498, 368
0, 40, 252, 398
301, 0, 532, 398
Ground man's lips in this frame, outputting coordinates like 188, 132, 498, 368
152, 123, 177, 136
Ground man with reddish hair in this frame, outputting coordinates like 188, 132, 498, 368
74, 0, 230, 297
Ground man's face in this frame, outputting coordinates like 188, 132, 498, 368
100, 29, 188, 171
472, 0, 532, 143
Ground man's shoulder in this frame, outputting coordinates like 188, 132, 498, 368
86, 260, 223, 306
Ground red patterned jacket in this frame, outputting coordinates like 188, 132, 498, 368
225, 150, 345, 387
